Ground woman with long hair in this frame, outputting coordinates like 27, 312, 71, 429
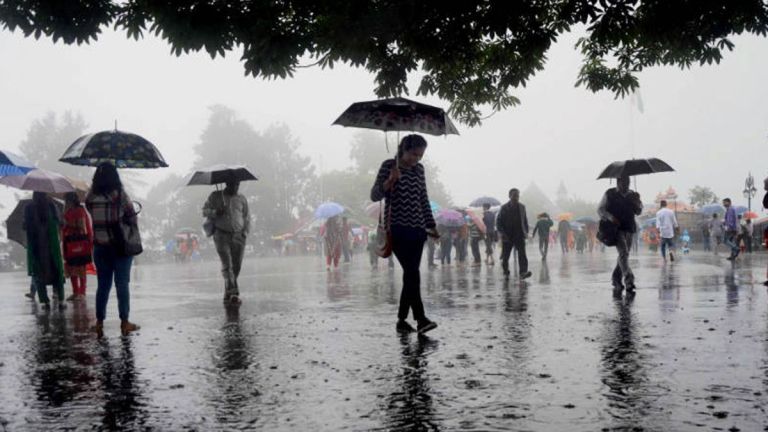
371, 134, 439, 334
85, 162, 140, 336
324, 215, 343, 270
24, 191, 66, 309
62, 192, 93, 302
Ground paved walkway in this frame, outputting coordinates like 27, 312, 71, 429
0, 249, 767, 431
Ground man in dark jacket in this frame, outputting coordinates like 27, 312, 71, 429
496, 188, 531, 279
598, 175, 643, 293
531, 213, 554, 259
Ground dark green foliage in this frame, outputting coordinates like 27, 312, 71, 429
2, 1, 766, 125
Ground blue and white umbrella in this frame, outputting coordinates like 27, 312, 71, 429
0, 150, 35, 176
314, 202, 345, 219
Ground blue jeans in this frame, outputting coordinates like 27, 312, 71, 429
94, 244, 133, 321
724, 230, 740, 257
660, 237, 675, 258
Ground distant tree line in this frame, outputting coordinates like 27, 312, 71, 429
10, 108, 454, 250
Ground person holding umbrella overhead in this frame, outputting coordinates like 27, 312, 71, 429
323, 215, 344, 270
371, 134, 439, 335
204, 180, 250, 305
598, 175, 643, 294
24, 192, 66, 309
86, 163, 142, 336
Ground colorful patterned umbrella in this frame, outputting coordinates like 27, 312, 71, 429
59, 130, 168, 168
333, 97, 460, 136
0, 150, 35, 176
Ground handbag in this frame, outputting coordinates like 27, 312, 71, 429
375, 200, 393, 258
203, 218, 215, 237
597, 219, 619, 247
64, 233, 92, 266
110, 192, 143, 257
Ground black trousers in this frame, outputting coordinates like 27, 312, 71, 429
538, 235, 549, 257
391, 225, 428, 322
470, 237, 482, 262
500, 236, 528, 274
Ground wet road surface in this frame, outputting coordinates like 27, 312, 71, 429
1, 248, 767, 431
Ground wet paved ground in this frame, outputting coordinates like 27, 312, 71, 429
1, 247, 767, 431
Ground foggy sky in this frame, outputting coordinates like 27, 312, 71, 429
1, 27, 766, 215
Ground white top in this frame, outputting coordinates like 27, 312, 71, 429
656, 207, 678, 239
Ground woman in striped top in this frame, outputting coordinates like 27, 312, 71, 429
371, 135, 439, 334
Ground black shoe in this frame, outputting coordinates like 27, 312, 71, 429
762, 280, 768, 287
625, 284, 637, 293
726, 255, 735, 261
502, 268, 510, 276
396, 320, 415, 334
669, 253, 674, 262
417, 319, 438, 334
520, 271, 532, 280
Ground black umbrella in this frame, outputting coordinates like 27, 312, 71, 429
186, 165, 258, 186
597, 158, 674, 179
333, 97, 460, 136
59, 130, 168, 168
5, 198, 64, 248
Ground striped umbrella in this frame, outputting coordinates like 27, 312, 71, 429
0, 150, 35, 176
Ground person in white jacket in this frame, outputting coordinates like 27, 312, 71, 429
656, 200, 679, 261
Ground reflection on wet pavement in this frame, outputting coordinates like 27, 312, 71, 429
0, 249, 767, 430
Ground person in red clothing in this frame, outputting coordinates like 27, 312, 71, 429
62, 192, 93, 302
323, 215, 343, 270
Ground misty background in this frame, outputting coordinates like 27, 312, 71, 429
0, 26, 766, 245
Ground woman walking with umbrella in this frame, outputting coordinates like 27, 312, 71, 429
323, 215, 343, 271
371, 134, 439, 334
24, 192, 66, 309
62, 192, 93, 302
86, 163, 141, 336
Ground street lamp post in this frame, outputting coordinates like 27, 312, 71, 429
743, 172, 757, 213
